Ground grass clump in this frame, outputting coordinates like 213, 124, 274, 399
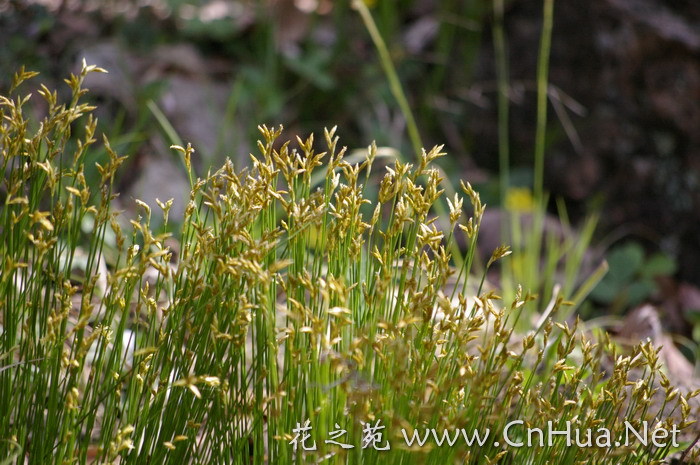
1, 64, 698, 465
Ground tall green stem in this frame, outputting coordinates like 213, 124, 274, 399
493, 0, 510, 206
353, 0, 422, 158
534, 0, 554, 205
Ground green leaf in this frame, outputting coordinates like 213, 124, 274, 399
284, 52, 336, 91
590, 278, 618, 304
640, 253, 677, 278
626, 279, 656, 307
606, 242, 644, 283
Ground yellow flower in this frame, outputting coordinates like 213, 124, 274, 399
505, 187, 534, 213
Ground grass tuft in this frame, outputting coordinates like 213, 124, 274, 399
0, 65, 696, 464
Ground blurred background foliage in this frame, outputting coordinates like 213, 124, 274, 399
2, 0, 700, 359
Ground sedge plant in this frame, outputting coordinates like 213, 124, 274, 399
0, 65, 698, 465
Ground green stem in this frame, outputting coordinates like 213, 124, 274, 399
353, 0, 422, 157
493, 0, 510, 206
534, 0, 554, 205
